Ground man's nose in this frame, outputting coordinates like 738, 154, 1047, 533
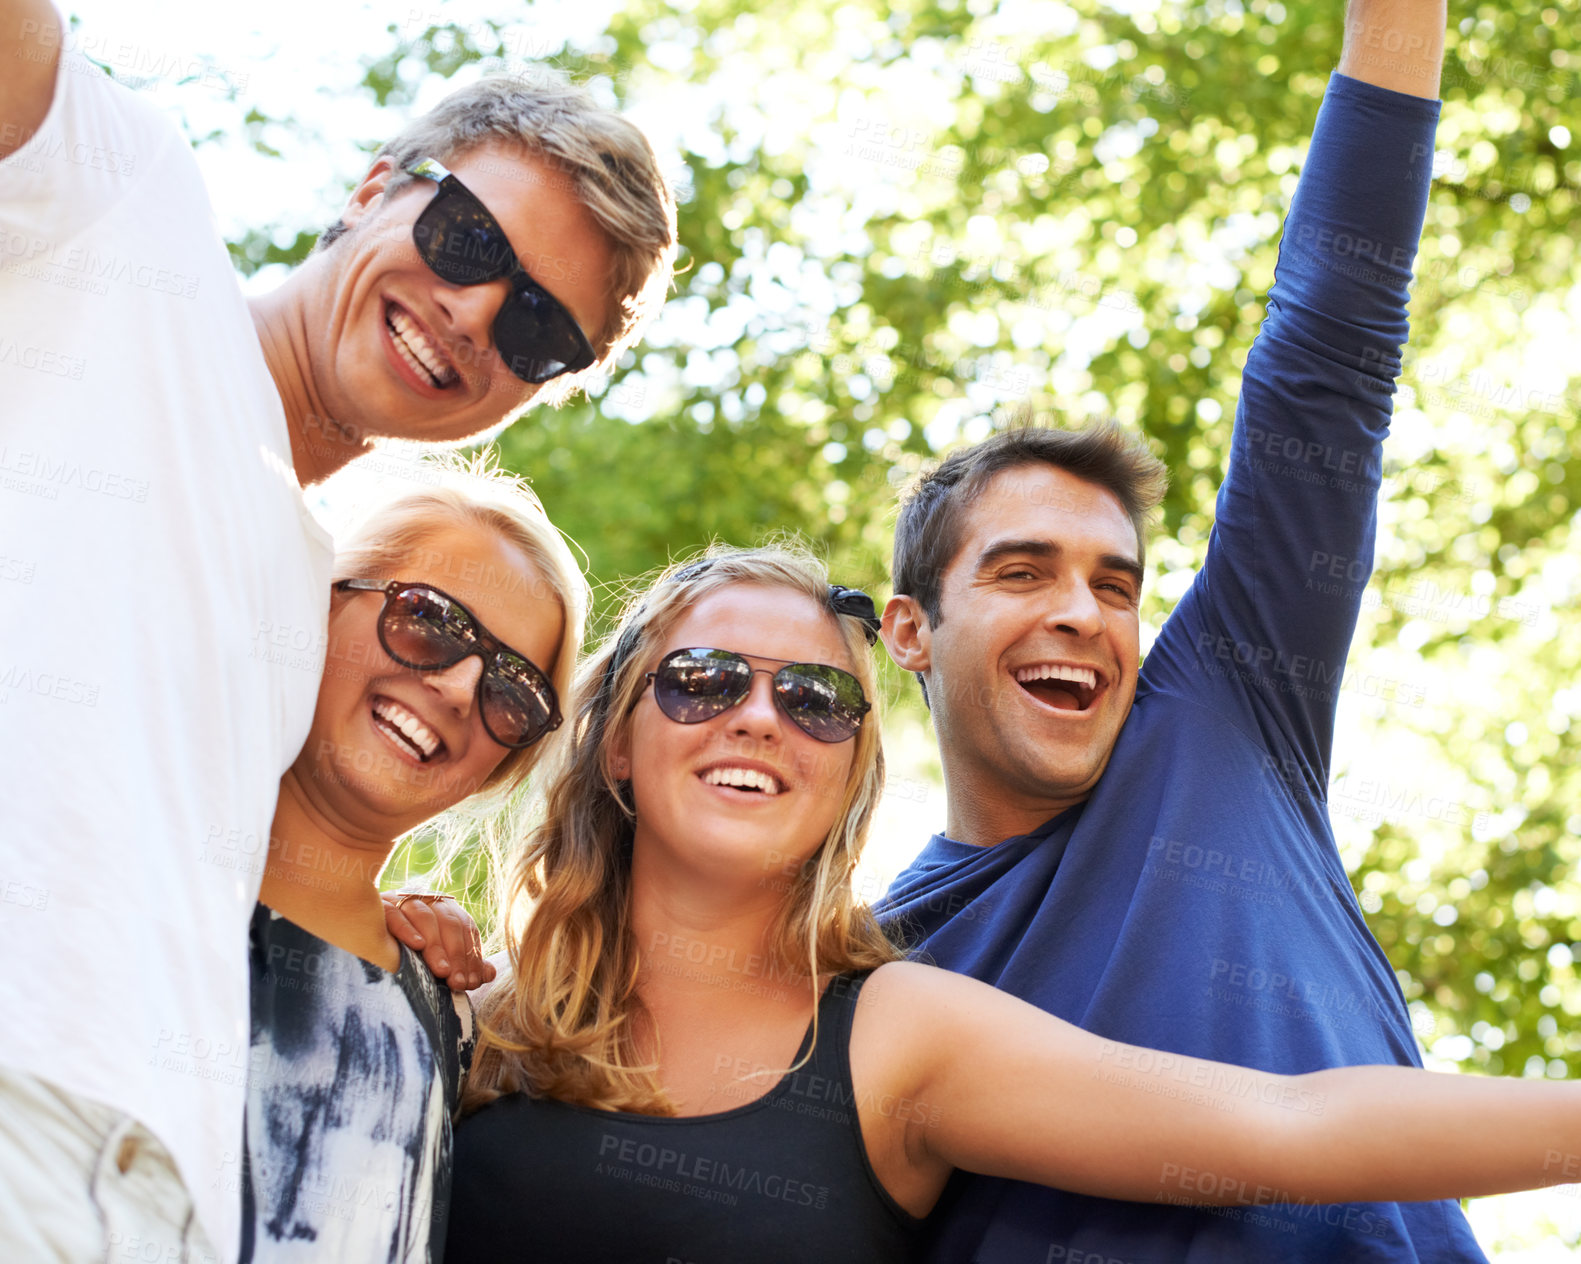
1042, 578, 1106, 637
431, 281, 509, 363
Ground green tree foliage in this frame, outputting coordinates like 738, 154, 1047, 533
228, 0, 1579, 1097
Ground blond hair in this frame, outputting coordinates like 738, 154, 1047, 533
333, 454, 588, 866
321, 72, 677, 405
464, 544, 898, 1115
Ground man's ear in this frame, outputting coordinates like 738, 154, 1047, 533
339, 157, 399, 231
880, 594, 931, 675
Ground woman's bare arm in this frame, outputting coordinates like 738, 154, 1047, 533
862, 961, 1577, 1210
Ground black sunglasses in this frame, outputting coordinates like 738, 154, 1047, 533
405, 157, 597, 385
336, 578, 561, 750
644, 648, 871, 744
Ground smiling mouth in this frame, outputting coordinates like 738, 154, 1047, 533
385, 304, 459, 389
1012, 664, 1099, 713
698, 766, 786, 796
372, 696, 448, 763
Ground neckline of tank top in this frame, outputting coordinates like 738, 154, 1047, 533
519, 974, 860, 1125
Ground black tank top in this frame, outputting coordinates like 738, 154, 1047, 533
446, 971, 925, 1263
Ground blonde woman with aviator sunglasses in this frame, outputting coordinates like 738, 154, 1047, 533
446, 546, 1581, 1264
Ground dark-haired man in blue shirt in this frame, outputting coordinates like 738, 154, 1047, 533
879, 2, 1483, 1259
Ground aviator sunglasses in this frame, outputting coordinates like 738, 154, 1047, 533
645, 648, 871, 744
405, 157, 597, 385
337, 579, 561, 749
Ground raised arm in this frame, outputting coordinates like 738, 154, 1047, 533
860, 962, 1578, 1214
0, 0, 60, 161
1143, 36, 1443, 787
1338, 0, 1446, 98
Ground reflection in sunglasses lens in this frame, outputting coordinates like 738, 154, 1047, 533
652, 650, 866, 742
410, 173, 595, 385
480, 667, 543, 746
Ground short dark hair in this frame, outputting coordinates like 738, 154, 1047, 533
892, 414, 1169, 627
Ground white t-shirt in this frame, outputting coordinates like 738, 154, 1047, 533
0, 46, 332, 1260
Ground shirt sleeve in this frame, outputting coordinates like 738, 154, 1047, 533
0, 41, 175, 249
1143, 73, 1440, 802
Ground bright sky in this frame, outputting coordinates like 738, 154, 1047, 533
61, 0, 634, 249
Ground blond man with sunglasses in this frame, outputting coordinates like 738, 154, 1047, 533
0, 4, 674, 1259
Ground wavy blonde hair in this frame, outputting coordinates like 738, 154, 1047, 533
333, 454, 589, 870
464, 544, 899, 1115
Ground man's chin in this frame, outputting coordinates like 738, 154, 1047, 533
1012, 745, 1110, 807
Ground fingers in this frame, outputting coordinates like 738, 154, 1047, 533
430, 898, 487, 993
405, 901, 454, 980
380, 893, 488, 989
381, 893, 427, 950
407, 900, 448, 965
383, 894, 458, 977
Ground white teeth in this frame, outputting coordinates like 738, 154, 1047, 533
390, 327, 436, 386
1012, 664, 1098, 690
701, 766, 782, 796
387, 308, 455, 387
373, 698, 441, 760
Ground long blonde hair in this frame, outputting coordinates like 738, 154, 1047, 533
464, 544, 899, 1115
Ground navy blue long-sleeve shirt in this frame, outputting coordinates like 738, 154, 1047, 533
881, 75, 1488, 1263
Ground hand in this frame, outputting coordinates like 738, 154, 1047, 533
381, 892, 495, 992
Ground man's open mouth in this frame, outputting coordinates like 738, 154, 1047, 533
1012, 664, 1099, 712
386, 304, 459, 389
372, 695, 448, 763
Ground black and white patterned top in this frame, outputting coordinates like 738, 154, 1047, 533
241, 904, 474, 1263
